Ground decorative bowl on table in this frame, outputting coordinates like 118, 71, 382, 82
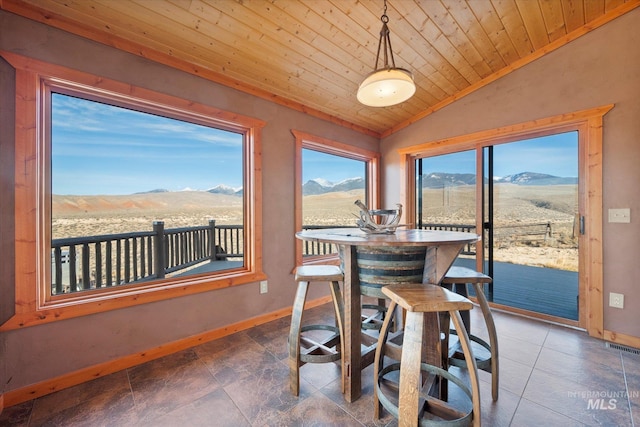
354, 200, 403, 234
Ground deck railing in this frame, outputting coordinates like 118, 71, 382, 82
51, 220, 243, 295
418, 223, 477, 255
493, 222, 552, 246
300, 225, 357, 257
52, 221, 546, 294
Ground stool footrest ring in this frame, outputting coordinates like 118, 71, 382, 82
448, 330, 493, 372
377, 362, 475, 427
361, 303, 388, 330
299, 324, 341, 364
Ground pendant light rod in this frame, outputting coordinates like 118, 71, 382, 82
374, 2, 396, 71
357, 0, 416, 108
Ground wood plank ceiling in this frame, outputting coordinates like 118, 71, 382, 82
3, 0, 638, 137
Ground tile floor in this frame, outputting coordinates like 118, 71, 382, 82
1, 303, 639, 426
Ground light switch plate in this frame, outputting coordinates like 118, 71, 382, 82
608, 208, 630, 223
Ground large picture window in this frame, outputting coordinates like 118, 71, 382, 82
49, 92, 245, 297
3, 52, 265, 329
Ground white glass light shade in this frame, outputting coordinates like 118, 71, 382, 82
357, 67, 416, 107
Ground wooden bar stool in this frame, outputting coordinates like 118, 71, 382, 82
442, 266, 499, 401
374, 284, 481, 427
288, 265, 345, 396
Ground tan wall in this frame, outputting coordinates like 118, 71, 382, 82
381, 9, 640, 339
0, 54, 17, 410
0, 11, 378, 393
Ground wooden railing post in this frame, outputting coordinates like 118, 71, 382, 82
153, 221, 166, 279
53, 247, 63, 294
81, 243, 90, 289
69, 246, 78, 292
208, 220, 217, 261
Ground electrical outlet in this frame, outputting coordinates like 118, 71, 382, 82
608, 208, 630, 223
609, 292, 624, 309
260, 280, 268, 294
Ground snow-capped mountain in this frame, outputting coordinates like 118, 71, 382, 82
493, 172, 577, 185
420, 172, 476, 188
419, 171, 576, 187
134, 188, 169, 194
302, 177, 365, 195
207, 184, 243, 196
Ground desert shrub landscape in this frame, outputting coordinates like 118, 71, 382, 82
419, 183, 578, 271
52, 182, 578, 280
52, 191, 244, 239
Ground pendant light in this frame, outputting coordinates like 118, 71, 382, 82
357, 0, 416, 107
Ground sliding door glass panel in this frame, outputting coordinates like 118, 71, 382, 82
415, 150, 477, 264
488, 133, 579, 320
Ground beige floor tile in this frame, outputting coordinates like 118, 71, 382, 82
0, 304, 635, 427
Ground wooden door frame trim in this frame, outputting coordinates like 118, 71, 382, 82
399, 105, 613, 337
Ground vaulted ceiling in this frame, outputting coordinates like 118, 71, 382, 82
3, 0, 638, 136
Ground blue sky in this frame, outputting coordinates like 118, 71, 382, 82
302, 149, 365, 183
52, 93, 577, 196
52, 94, 362, 195
421, 132, 578, 178
52, 93, 243, 195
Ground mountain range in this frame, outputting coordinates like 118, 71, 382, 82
303, 172, 576, 194
494, 172, 577, 185
421, 171, 577, 188
140, 178, 363, 196
137, 172, 575, 197
137, 184, 243, 197
302, 177, 364, 195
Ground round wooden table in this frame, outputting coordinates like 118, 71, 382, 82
296, 228, 479, 402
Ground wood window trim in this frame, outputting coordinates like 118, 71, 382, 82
292, 130, 380, 267
398, 105, 613, 338
0, 51, 266, 330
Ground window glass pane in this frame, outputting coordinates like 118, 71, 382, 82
415, 150, 476, 227
301, 148, 365, 256
51, 93, 245, 295
488, 132, 579, 319
488, 133, 579, 271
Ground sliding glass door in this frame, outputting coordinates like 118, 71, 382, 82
485, 133, 579, 320
416, 132, 579, 322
